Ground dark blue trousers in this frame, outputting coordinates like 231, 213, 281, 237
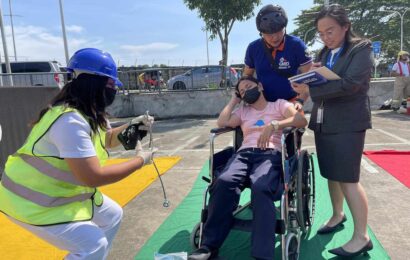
201, 148, 282, 260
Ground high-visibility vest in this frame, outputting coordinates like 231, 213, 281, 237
0, 106, 108, 225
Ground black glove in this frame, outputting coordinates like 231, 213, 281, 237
117, 123, 148, 150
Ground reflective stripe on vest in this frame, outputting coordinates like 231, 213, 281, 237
0, 106, 107, 225
1, 173, 94, 207
20, 154, 82, 185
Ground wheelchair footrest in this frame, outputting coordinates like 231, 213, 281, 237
231, 218, 286, 234
202, 176, 211, 183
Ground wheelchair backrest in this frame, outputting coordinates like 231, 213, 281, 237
234, 127, 243, 152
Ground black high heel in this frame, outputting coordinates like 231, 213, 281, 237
317, 215, 347, 234
328, 240, 373, 257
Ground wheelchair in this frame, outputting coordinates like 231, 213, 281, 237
190, 126, 316, 260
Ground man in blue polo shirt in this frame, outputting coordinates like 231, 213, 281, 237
244, 4, 312, 105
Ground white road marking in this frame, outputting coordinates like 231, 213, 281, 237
374, 129, 410, 144
169, 136, 201, 156
142, 137, 161, 147
157, 149, 224, 153
302, 142, 409, 151
361, 158, 379, 174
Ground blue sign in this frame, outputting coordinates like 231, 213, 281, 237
372, 41, 382, 54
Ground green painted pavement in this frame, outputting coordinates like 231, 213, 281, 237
135, 155, 389, 260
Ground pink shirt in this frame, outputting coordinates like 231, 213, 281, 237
233, 99, 292, 151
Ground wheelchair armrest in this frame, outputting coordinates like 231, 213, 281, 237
282, 127, 296, 137
282, 127, 305, 137
210, 127, 236, 136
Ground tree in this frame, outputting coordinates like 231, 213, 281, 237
184, 0, 261, 67
292, 0, 410, 74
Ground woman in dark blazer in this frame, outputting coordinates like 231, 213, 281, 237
292, 4, 373, 257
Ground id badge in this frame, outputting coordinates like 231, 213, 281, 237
317, 107, 323, 124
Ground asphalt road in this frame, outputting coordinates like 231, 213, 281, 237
108, 110, 410, 260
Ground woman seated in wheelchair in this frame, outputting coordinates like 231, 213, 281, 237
188, 75, 307, 260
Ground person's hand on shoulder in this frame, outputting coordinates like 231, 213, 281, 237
294, 101, 303, 111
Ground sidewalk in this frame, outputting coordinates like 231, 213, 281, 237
108, 110, 410, 260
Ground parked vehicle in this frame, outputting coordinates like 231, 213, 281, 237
0, 61, 65, 88
167, 66, 238, 90
59, 66, 73, 83
137, 68, 166, 91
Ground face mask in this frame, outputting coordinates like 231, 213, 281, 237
242, 87, 260, 104
104, 87, 117, 106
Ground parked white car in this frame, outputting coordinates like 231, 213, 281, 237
0, 61, 65, 88
167, 66, 238, 90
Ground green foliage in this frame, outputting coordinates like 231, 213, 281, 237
292, 0, 410, 66
184, 0, 261, 65
207, 83, 219, 89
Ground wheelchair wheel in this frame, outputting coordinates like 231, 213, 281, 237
285, 233, 299, 260
296, 150, 315, 233
190, 222, 201, 249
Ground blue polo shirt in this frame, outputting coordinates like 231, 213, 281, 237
245, 34, 312, 102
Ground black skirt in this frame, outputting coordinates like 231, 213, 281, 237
314, 131, 366, 183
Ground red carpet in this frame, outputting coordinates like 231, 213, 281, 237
364, 150, 410, 188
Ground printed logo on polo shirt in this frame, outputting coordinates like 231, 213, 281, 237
278, 57, 290, 69
250, 119, 265, 129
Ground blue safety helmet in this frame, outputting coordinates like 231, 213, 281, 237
67, 48, 123, 87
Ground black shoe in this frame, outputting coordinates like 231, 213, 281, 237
328, 240, 373, 257
317, 215, 347, 234
188, 246, 218, 260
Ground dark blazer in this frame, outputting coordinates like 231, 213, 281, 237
308, 40, 373, 133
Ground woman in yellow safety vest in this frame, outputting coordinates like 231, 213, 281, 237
0, 48, 154, 259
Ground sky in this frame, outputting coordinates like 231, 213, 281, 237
0, 0, 316, 67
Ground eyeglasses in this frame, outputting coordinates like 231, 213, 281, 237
318, 30, 335, 40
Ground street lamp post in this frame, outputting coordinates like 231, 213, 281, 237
0, 0, 13, 86
205, 28, 209, 66
59, 0, 69, 65
304, 27, 316, 44
8, 0, 16, 61
384, 8, 410, 51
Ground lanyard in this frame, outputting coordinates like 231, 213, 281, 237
326, 47, 344, 69
398, 62, 410, 76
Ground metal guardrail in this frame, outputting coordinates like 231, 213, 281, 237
370, 77, 395, 81
117, 65, 242, 94
0, 71, 393, 89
